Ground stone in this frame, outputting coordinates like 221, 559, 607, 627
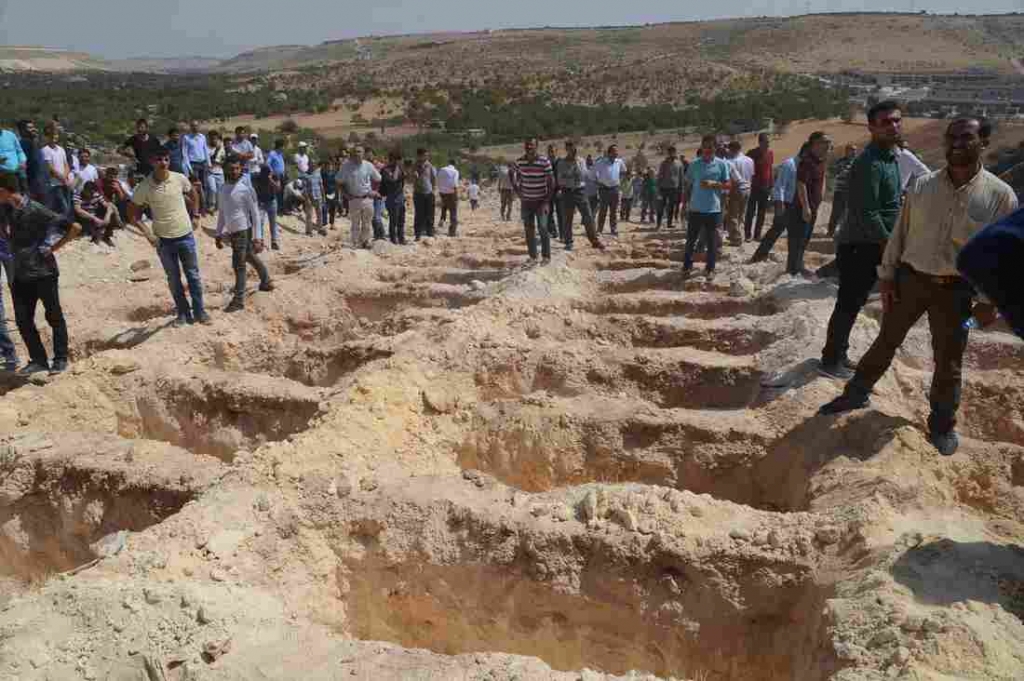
205, 530, 245, 559
891, 646, 911, 665
202, 637, 232, 662
359, 477, 378, 493
610, 508, 638, 532
143, 588, 163, 605
815, 526, 841, 545
196, 606, 213, 625
209, 568, 228, 583
109, 359, 141, 375
553, 505, 572, 522
730, 528, 751, 541
130, 260, 152, 273
422, 388, 456, 414
332, 476, 354, 498
729, 277, 756, 298
90, 530, 128, 558
468, 280, 487, 291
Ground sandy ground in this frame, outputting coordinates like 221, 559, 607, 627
0, 191, 1023, 681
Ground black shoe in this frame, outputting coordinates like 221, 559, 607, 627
102, 237, 115, 248
929, 429, 960, 457
172, 315, 190, 328
258, 281, 275, 292
818, 361, 855, 381
196, 312, 213, 325
592, 240, 606, 251
565, 243, 574, 252
224, 299, 245, 313
3, 360, 18, 373
818, 390, 870, 416
18, 362, 49, 376
271, 242, 281, 251
541, 257, 551, 265
49, 359, 68, 375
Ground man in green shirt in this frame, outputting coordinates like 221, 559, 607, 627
819, 101, 903, 379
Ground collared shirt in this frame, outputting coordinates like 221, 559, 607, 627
164, 140, 191, 178
772, 157, 798, 204
684, 156, 730, 214
511, 155, 554, 203
747, 147, 774, 190
249, 145, 264, 175
74, 164, 100, 192
0, 195, 71, 281
657, 158, 685, 190
593, 156, 627, 188
0, 129, 27, 173
831, 155, 856, 194
437, 164, 460, 194
554, 156, 587, 190
796, 154, 826, 214
339, 159, 381, 197
728, 153, 755, 193
839, 143, 902, 245
216, 178, 261, 240
293, 152, 310, 174
182, 132, 209, 164
496, 165, 513, 191
468, 184, 480, 200
896, 147, 930, 192
880, 167, 1018, 281
414, 162, 436, 194
267, 150, 286, 177
131, 171, 194, 240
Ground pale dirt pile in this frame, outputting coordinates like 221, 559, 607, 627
1, 194, 1023, 680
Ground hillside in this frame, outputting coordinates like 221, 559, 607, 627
0, 46, 107, 72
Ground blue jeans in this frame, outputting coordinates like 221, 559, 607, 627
522, 200, 550, 260
684, 212, 720, 273
0, 260, 17, 365
259, 198, 280, 244
206, 171, 224, 211
157, 233, 206, 320
46, 185, 71, 218
386, 194, 406, 243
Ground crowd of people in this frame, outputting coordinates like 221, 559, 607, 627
1, 103, 1023, 461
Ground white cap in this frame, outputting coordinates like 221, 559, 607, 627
249, 133, 259, 140
298, 141, 308, 147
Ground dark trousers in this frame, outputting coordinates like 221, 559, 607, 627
786, 207, 814, 275
745, 186, 770, 240
848, 265, 973, 435
229, 229, 270, 302
0, 261, 18, 364
327, 197, 341, 226
522, 200, 550, 260
413, 193, 435, 238
827, 191, 848, 237
547, 193, 563, 237
620, 196, 634, 222
751, 205, 791, 261
640, 194, 656, 222
191, 162, 209, 213
657, 187, 679, 228
12, 275, 68, 367
386, 194, 406, 244
440, 193, 458, 236
500, 189, 514, 221
587, 194, 599, 219
821, 243, 884, 365
597, 186, 620, 234
559, 189, 599, 247
684, 212, 720, 273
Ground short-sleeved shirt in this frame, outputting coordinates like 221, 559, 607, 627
131, 172, 194, 240
728, 153, 755, 194
414, 162, 436, 195
41, 144, 69, 185
684, 156, 730, 214
468, 184, 480, 200
496, 165, 513, 191
339, 160, 381, 197
294, 153, 310, 174
437, 165, 460, 194
555, 157, 587, 190
308, 169, 324, 201
512, 155, 553, 203
74, 191, 106, 217
229, 139, 254, 161
124, 134, 165, 176
593, 157, 626, 188
747, 148, 775, 190
796, 155, 825, 213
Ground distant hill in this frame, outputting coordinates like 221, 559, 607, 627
0, 46, 107, 72
104, 57, 224, 74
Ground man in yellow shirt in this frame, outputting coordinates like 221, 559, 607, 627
128, 147, 210, 326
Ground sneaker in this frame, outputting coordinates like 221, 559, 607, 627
541, 257, 551, 265
18, 362, 49, 376
564, 243, 574, 252
196, 312, 213, 325
258, 281, 275, 292
271, 242, 281, 251
929, 429, 960, 457
818, 390, 870, 416
49, 359, 68, 375
818, 361, 855, 381
3, 360, 17, 373
224, 299, 245, 313
172, 315, 190, 328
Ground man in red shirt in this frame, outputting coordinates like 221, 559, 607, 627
788, 132, 832, 276
744, 133, 773, 241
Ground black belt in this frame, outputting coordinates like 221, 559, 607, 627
903, 263, 964, 286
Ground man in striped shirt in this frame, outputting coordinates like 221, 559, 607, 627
511, 138, 556, 263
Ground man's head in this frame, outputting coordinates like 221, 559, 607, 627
666, 145, 677, 159
945, 116, 991, 169
758, 132, 770, 151
523, 138, 538, 159
43, 123, 59, 145
416, 147, 427, 162
275, 138, 285, 150
250, 133, 259, 146
807, 132, 832, 160
234, 126, 247, 141
365, 148, 376, 162
585, 154, 594, 167
189, 120, 200, 134
388, 150, 401, 164
80, 181, 97, 200
224, 155, 243, 183
136, 118, 149, 136
844, 144, 858, 158
699, 134, 717, 162
298, 141, 308, 153
0, 172, 22, 203
564, 139, 577, 158
866, 100, 902, 149
167, 127, 180, 143
208, 130, 221, 144
149, 148, 171, 176
607, 144, 619, 160
349, 145, 364, 162
17, 120, 37, 139
79, 148, 91, 165
728, 140, 742, 158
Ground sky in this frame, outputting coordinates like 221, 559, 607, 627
1, 0, 1022, 59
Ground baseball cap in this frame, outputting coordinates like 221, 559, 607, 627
298, 141, 308, 147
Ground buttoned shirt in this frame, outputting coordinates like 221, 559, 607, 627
437, 165, 460, 194
267, 150, 285, 177
182, 133, 209, 164
554, 157, 588, 190
593, 157, 626, 188
839, 143, 901, 245
880, 167, 1018, 281
771, 157, 798, 204
216, 179, 261, 240
684, 156, 730, 214
339, 160, 381, 197
728, 153, 755, 194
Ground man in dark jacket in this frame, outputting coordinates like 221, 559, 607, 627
0, 171, 81, 375
957, 206, 1024, 340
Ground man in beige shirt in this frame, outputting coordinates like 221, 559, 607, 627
820, 117, 1018, 456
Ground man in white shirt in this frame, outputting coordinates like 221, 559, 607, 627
216, 155, 273, 313
228, 127, 254, 174
339, 145, 382, 249
896, 141, 930, 193
294, 142, 310, 179
725, 140, 755, 246
40, 122, 73, 217
248, 133, 265, 176
437, 159, 460, 236
74, 148, 100, 192
593, 144, 627, 236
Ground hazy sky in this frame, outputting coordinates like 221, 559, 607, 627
1, 0, 1021, 59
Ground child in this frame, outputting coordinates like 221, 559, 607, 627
619, 170, 634, 222
467, 180, 480, 211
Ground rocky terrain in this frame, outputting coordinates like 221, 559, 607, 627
1, 193, 1023, 680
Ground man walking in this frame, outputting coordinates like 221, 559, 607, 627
819, 117, 1018, 456
253, 164, 281, 250
725, 140, 754, 247
129, 148, 210, 327
827, 144, 858, 237
818, 105, 903, 379
0, 171, 81, 375
681, 135, 731, 280
749, 145, 803, 263
555, 139, 604, 252
120, 119, 165, 178
437, 158, 460, 236
497, 160, 514, 221
339, 145, 381, 249
216, 156, 273, 313
546, 144, 562, 238
511, 138, 556, 263
594, 144, 627, 236
656, 145, 685, 230
744, 133, 774, 241
412, 148, 436, 239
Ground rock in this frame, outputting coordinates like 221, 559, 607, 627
332, 476, 354, 498
255, 494, 271, 512
359, 477, 378, 493
143, 655, 167, 681
209, 568, 228, 583
205, 530, 245, 559
422, 388, 456, 414
202, 637, 232, 662
143, 588, 163, 605
729, 277, 756, 298
196, 606, 213, 625
553, 505, 572, 522
129, 259, 152, 272
578, 490, 599, 522
524, 324, 542, 339
815, 527, 842, 545
891, 646, 911, 665
730, 528, 751, 541
108, 359, 141, 375
610, 508, 638, 532
468, 280, 487, 291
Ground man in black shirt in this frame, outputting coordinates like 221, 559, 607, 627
0, 172, 81, 375
119, 118, 164, 177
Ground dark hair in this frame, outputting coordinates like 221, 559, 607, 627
808, 131, 828, 144
235, 126, 246, 134
606, 144, 617, 154
448, 158, 458, 166
168, 127, 178, 137
948, 116, 993, 140
700, 134, 717, 147
224, 154, 242, 166
798, 142, 811, 156
149, 147, 170, 159
0, 172, 20, 192
136, 118, 149, 127
16, 119, 33, 134
728, 140, 741, 150
275, 138, 285, 149
416, 147, 427, 155
81, 181, 98, 195
667, 145, 677, 153
43, 122, 58, 135
866, 100, 900, 126
758, 132, 770, 142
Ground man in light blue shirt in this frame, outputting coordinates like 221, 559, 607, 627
0, 127, 27, 177
682, 134, 731, 279
593, 144, 628, 236
750, 145, 804, 263
182, 121, 209, 212
267, 138, 287, 209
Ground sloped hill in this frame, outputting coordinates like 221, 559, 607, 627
0, 46, 108, 72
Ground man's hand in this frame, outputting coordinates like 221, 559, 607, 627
252, 239, 265, 254
215, 237, 223, 250
880, 279, 898, 314
971, 302, 999, 328
802, 206, 813, 223
191, 214, 201, 229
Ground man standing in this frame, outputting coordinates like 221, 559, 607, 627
725, 140, 754, 246
827, 144, 858, 237
0, 171, 81, 375
555, 139, 604, 252
412, 148, 436, 240
545, 144, 562, 238
129, 148, 210, 327
16, 121, 46, 203
40, 123, 73, 218
0, 125, 27, 192
820, 117, 1018, 456
511, 138, 556, 263
228, 127, 254, 173
437, 158, 460, 237
205, 131, 227, 214
787, 132, 832, 276
749, 145, 803, 263
339, 146, 382, 249
183, 122, 210, 212
267, 139, 287, 211
656, 145, 685, 230
681, 135, 731, 280
497, 160, 514, 222
745, 133, 774, 241
248, 134, 265, 176
293, 142, 311, 181
164, 127, 191, 178
381, 151, 407, 245
120, 119, 164, 177
594, 144, 627, 236
216, 156, 273, 313
254, 164, 281, 250
584, 155, 599, 218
